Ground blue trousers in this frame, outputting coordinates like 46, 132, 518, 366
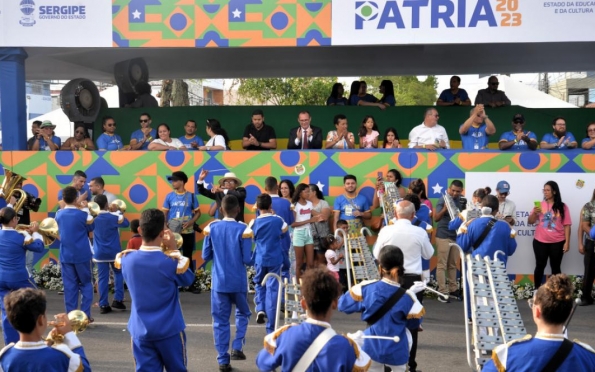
0, 279, 37, 345
211, 291, 251, 365
132, 332, 187, 372
61, 261, 94, 318
253, 264, 282, 334
97, 261, 123, 307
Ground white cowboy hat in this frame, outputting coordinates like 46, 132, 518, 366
219, 172, 242, 186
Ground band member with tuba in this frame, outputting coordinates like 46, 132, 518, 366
117, 209, 194, 372
55, 186, 95, 322
202, 195, 252, 372
0, 207, 45, 345
92, 195, 129, 315
0, 288, 91, 372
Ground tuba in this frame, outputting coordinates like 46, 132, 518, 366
110, 199, 127, 213
16, 218, 60, 246
0, 169, 27, 213
46, 310, 89, 344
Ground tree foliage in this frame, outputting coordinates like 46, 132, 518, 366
358, 76, 438, 106
232, 77, 337, 105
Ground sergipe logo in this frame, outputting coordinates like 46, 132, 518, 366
356, 1, 379, 28
19, 0, 37, 27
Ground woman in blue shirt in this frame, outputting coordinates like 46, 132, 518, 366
581, 122, 595, 150
96, 116, 124, 151
326, 83, 348, 106
379, 79, 396, 107
0, 207, 45, 344
349, 81, 386, 110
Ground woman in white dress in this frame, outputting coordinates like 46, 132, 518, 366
148, 123, 186, 150
199, 119, 229, 151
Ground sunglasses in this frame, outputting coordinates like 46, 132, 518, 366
490, 82, 500, 86
140, 119, 149, 123
513, 120, 524, 124
588, 128, 595, 132
106, 123, 116, 127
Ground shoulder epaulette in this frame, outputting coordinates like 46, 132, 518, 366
349, 280, 377, 301
0, 343, 15, 359
114, 249, 138, 269
492, 335, 532, 372
163, 250, 190, 274
203, 220, 218, 236
263, 324, 296, 354
405, 290, 426, 319
52, 343, 83, 372
510, 228, 517, 238
242, 223, 253, 238
342, 334, 372, 372
573, 339, 595, 354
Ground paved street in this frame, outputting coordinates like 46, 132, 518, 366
4, 290, 595, 372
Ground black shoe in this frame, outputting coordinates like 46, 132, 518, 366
100, 306, 112, 314
88, 317, 94, 324
191, 287, 201, 294
450, 290, 462, 301
219, 363, 232, 372
256, 311, 266, 324
111, 300, 126, 310
230, 349, 246, 360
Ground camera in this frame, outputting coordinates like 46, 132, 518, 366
12, 191, 42, 212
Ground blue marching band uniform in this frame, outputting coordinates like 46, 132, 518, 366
255, 318, 371, 372
54, 206, 95, 320
248, 213, 289, 334
456, 215, 517, 264
0, 332, 91, 372
0, 229, 45, 344
115, 245, 194, 371
202, 218, 253, 368
92, 210, 129, 310
338, 279, 425, 370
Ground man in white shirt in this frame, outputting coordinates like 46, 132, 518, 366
408, 108, 450, 150
373, 200, 434, 372
89, 177, 117, 204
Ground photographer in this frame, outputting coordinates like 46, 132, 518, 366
26, 121, 42, 150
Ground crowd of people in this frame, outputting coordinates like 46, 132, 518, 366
1, 165, 595, 370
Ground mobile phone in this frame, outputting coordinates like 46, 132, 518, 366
534, 201, 541, 208
377, 171, 383, 180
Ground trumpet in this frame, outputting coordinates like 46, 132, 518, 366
46, 310, 89, 344
15, 217, 59, 246
110, 199, 126, 213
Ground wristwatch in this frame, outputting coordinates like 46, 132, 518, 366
206, 146, 211, 151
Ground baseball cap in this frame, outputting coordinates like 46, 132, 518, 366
512, 114, 525, 123
496, 181, 510, 193
40, 120, 56, 129
167, 171, 188, 184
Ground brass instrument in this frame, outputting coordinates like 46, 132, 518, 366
46, 310, 89, 344
110, 199, 127, 213
15, 218, 59, 246
87, 202, 100, 216
161, 232, 183, 251
443, 191, 463, 221
0, 169, 27, 213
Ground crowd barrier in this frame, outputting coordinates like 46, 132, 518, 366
1, 149, 593, 284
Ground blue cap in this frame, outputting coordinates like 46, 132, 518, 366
496, 181, 510, 193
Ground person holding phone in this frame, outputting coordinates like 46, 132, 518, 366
495, 180, 516, 226
528, 181, 572, 290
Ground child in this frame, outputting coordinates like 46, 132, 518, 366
321, 235, 343, 282
92, 194, 129, 314
126, 219, 142, 250
358, 116, 380, 149
249, 194, 289, 333
256, 268, 371, 371
54, 186, 95, 321
0, 288, 91, 372
291, 183, 317, 282
339, 245, 424, 372
202, 195, 252, 372
116, 208, 195, 372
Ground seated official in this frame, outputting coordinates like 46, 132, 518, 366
459, 105, 496, 150
178, 119, 205, 150
474, 76, 511, 107
325, 114, 355, 149
148, 123, 186, 151
0, 288, 91, 372
326, 83, 348, 106
581, 122, 595, 150
96, 116, 124, 151
540, 117, 578, 150
437, 75, 471, 106
129, 113, 156, 151
61, 124, 95, 151
30, 120, 61, 151
498, 114, 538, 151
242, 109, 277, 151
482, 274, 595, 372
408, 108, 450, 150
288, 111, 323, 149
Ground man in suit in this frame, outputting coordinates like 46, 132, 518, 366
287, 111, 323, 149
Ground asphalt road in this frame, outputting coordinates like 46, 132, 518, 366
4, 290, 595, 372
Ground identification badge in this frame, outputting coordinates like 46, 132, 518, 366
176, 211, 180, 218
345, 206, 353, 217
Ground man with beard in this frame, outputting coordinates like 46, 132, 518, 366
178, 119, 204, 150
332, 175, 371, 232
58, 170, 92, 210
540, 116, 578, 150
498, 114, 538, 151
129, 113, 157, 151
